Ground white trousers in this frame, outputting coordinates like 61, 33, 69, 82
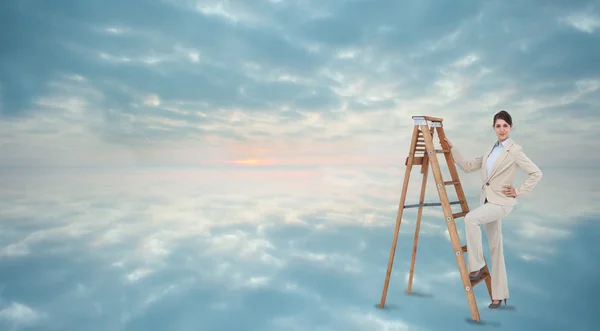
464, 201, 513, 300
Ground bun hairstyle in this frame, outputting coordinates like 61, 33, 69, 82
493, 110, 512, 126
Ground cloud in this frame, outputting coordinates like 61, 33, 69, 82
0, 302, 46, 329
560, 10, 600, 33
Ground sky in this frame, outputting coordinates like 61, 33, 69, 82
1, 0, 600, 168
1, 0, 600, 330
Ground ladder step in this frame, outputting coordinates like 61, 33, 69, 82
435, 149, 450, 153
406, 156, 423, 165
452, 211, 468, 219
443, 181, 460, 185
459, 246, 490, 287
404, 200, 463, 209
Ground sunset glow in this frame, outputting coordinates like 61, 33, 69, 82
231, 159, 275, 166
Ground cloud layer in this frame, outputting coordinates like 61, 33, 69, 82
1, 166, 599, 330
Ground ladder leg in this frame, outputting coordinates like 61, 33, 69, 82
437, 125, 489, 320
421, 124, 481, 322
407, 155, 429, 294
380, 125, 420, 308
456, 237, 481, 322
484, 270, 493, 300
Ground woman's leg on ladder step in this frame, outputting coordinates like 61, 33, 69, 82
464, 203, 510, 274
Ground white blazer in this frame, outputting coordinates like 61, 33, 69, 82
451, 139, 543, 206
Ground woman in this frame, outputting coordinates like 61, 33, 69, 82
444, 110, 542, 309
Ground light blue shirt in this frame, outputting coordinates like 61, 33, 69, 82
486, 138, 511, 176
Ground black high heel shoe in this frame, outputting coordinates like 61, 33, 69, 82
469, 265, 486, 281
488, 299, 507, 309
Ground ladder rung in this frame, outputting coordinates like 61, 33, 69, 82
403, 200, 463, 209
435, 149, 450, 153
443, 181, 460, 185
452, 211, 468, 219
459, 248, 490, 287
471, 269, 490, 287
458, 245, 490, 287
406, 156, 423, 166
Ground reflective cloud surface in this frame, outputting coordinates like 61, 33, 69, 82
1, 166, 598, 330
1, 0, 599, 330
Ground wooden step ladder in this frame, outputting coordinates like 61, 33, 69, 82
378, 115, 492, 322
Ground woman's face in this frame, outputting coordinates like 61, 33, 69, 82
493, 119, 511, 141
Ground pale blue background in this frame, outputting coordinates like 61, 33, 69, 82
1, 0, 599, 330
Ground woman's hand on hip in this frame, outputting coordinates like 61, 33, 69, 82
502, 184, 517, 197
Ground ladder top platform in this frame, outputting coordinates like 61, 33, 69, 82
411, 115, 443, 122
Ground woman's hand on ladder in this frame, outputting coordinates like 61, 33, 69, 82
444, 137, 453, 148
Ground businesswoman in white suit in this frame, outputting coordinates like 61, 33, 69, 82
444, 110, 542, 309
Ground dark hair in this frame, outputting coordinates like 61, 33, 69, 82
493, 110, 512, 126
